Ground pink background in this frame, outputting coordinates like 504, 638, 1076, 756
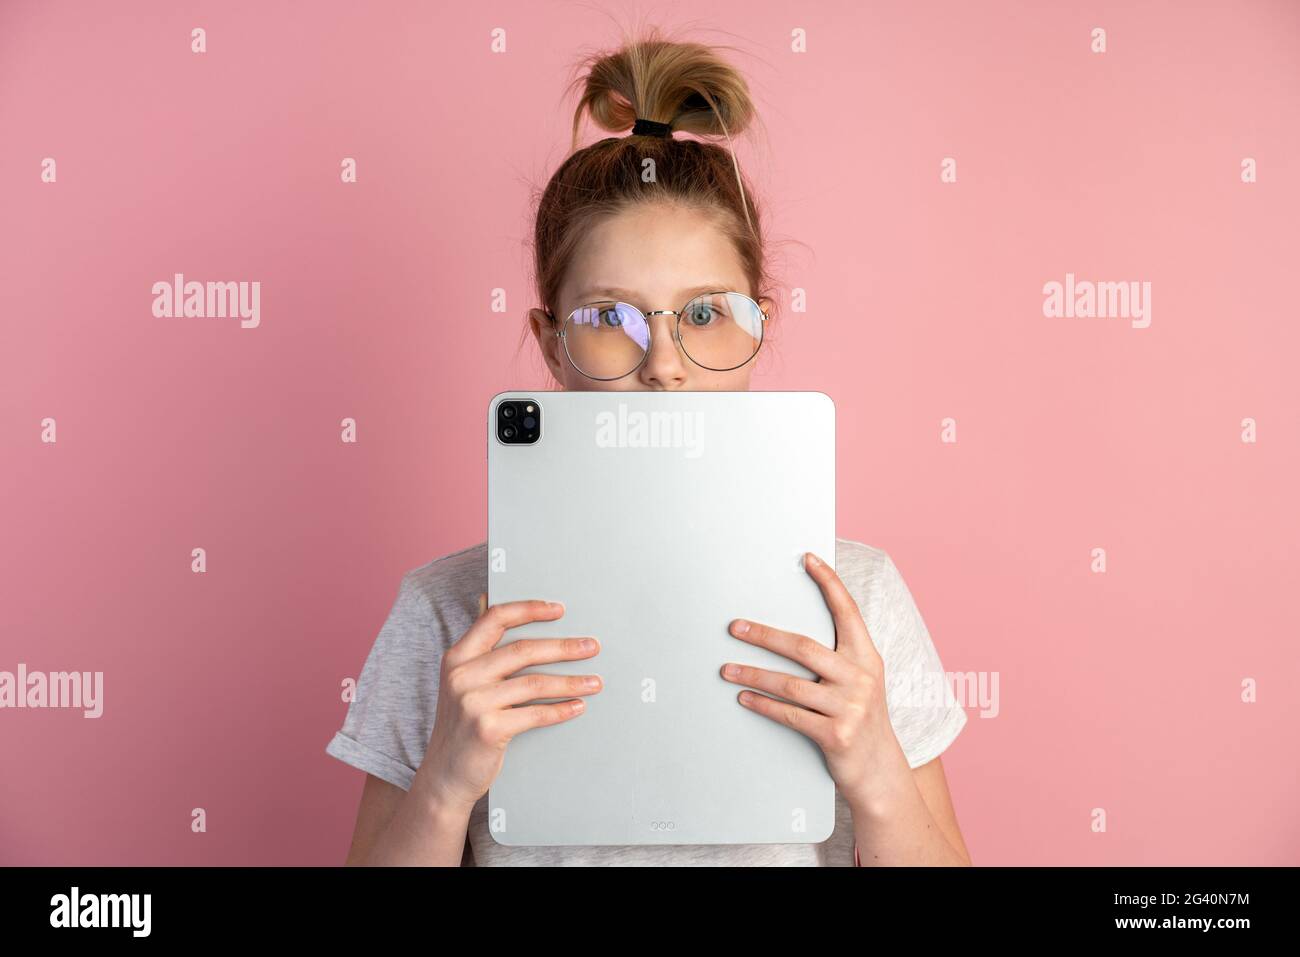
2, 0, 1297, 865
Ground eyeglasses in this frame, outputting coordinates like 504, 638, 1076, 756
546, 291, 768, 381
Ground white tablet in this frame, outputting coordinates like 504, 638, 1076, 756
486, 390, 836, 846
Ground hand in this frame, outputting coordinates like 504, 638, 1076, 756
719, 551, 912, 811
413, 594, 603, 814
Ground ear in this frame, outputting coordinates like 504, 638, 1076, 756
528, 307, 565, 380
757, 296, 775, 321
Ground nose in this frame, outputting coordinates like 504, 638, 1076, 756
636, 313, 689, 389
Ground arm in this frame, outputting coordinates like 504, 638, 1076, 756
338, 595, 603, 866
343, 772, 473, 867
851, 755, 972, 866
722, 550, 971, 867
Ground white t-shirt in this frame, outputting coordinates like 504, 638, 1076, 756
326, 537, 967, 865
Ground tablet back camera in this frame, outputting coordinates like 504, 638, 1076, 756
497, 399, 540, 444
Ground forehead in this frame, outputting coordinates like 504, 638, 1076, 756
559, 203, 748, 306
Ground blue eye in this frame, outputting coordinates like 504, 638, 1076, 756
599, 307, 623, 328
687, 302, 719, 326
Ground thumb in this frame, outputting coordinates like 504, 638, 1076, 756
477, 592, 487, 618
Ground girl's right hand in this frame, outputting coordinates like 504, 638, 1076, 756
413, 594, 602, 814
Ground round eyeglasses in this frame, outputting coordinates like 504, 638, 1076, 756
546, 291, 768, 381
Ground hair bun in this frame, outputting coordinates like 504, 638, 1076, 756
571, 30, 756, 141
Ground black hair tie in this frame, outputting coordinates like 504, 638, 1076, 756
631, 117, 673, 138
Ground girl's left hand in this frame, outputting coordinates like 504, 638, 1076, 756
720, 550, 912, 811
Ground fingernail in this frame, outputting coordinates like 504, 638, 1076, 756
732, 620, 750, 635
723, 663, 740, 677
579, 638, 596, 651
805, 552, 820, 567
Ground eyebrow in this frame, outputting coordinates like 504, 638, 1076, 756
570, 282, 737, 306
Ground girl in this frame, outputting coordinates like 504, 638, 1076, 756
326, 30, 971, 866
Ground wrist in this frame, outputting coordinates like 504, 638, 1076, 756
844, 756, 917, 822
411, 764, 477, 822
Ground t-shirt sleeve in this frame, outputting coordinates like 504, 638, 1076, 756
325, 570, 446, 792
865, 552, 967, 769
